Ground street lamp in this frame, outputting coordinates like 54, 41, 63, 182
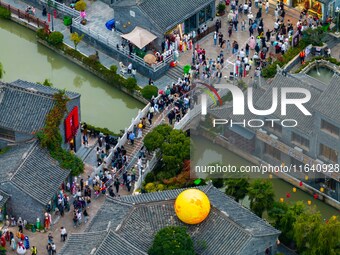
336, 7, 340, 35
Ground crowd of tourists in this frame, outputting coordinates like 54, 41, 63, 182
211, 0, 328, 79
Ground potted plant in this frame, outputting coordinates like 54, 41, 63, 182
217, 3, 226, 16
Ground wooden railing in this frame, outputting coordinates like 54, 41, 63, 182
40, 0, 80, 18
0, 0, 49, 29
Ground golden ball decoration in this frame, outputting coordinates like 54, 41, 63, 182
293, 187, 297, 193
174, 189, 210, 225
279, 197, 284, 203
138, 123, 143, 128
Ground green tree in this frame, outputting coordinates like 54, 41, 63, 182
211, 178, 224, 188
70, 32, 84, 50
316, 216, 340, 255
0, 62, 3, 79
148, 226, 195, 255
144, 125, 190, 177
75, 0, 86, 11
225, 178, 250, 202
247, 179, 275, 217
293, 208, 323, 254
37, 78, 53, 87
141, 85, 158, 100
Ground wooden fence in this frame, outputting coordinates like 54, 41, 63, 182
0, 0, 49, 30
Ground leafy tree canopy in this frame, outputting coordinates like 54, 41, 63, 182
247, 179, 275, 217
148, 226, 195, 255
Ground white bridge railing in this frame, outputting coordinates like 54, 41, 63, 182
174, 88, 230, 130
40, 0, 80, 17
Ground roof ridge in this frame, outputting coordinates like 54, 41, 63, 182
4, 81, 56, 99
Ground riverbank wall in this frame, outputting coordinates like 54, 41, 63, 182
194, 127, 340, 211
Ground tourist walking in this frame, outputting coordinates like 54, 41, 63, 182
51, 243, 56, 255
114, 178, 120, 193
60, 227, 67, 242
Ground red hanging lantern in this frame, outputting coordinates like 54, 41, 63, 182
286, 193, 291, 198
313, 193, 319, 200
53, 9, 57, 18
299, 181, 303, 186
48, 13, 51, 22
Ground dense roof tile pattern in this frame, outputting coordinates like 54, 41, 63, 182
10, 142, 70, 205
0, 80, 79, 134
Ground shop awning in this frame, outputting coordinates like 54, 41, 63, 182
121, 26, 157, 49
229, 126, 255, 140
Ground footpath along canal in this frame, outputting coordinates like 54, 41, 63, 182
0, 19, 144, 132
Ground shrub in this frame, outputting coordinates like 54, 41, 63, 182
156, 183, 165, 191
85, 123, 120, 137
144, 172, 155, 184
37, 28, 49, 40
212, 178, 224, 188
141, 85, 158, 100
0, 6, 11, 19
75, 0, 86, 11
145, 182, 156, 193
124, 77, 138, 91
217, 3, 226, 13
149, 226, 195, 255
48, 31, 64, 46
110, 65, 118, 74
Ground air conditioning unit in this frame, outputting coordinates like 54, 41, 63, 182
315, 159, 324, 165
294, 146, 303, 152
269, 134, 278, 140
258, 128, 267, 134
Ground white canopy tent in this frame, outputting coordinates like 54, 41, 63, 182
121, 26, 157, 49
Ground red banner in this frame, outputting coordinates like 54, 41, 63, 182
65, 106, 79, 142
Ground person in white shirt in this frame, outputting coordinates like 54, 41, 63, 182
265, 1, 269, 14
60, 227, 67, 242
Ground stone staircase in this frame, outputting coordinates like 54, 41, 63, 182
118, 111, 166, 183
166, 64, 183, 81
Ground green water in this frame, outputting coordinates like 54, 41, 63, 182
307, 66, 334, 84
0, 19, 144, 132
192, 135, 340, 219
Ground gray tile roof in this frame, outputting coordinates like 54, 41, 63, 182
95, 230, 147, 255
61, 185, 279, 255
312, 74, 340, 122
115, 0, 214, 32
85, 198, 133, 232
58, 231, 108, 255
0, 80, 79, 134
206, 186, 279, 236
10, 142, 70, 205
0, 189, 10, 208
118, 185, 209, 204
0, 142, 35, 182
10, 80, 79, 99
116, 201, 253, 255
255, 73, 322, 134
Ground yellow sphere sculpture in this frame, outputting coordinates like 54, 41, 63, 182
174, 189, 210, 224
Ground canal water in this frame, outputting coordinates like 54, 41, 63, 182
0, 19, 144, 132
192, 135, 339, 219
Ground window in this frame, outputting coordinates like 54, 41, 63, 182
205, 4, 212, 20
320, 143, 338, 162
321, 120, 339, 136
184, 14, 197, 34
291, 157, 303, 169
199, 9, 205, 25
265, 144, 281, 160
291, 132, 309, 149
0, 128, 15, 140
265, 121, 282, 133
